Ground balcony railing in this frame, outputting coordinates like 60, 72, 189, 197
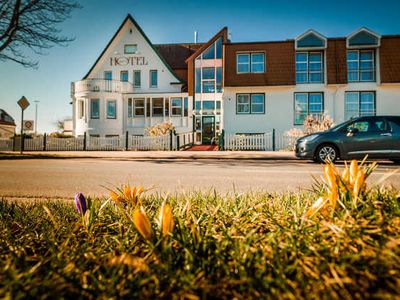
71, 79, 134, 95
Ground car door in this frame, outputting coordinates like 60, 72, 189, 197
343, 117, 390, 159
386, 117, 400, 158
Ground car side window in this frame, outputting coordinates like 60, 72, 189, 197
347, 121, 369, 132
368, 120, 386, 132
388, 120, 400, 133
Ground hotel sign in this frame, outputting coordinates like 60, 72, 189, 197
110, 56, 148, 66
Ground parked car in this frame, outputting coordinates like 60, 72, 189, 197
295, 116, 400, 163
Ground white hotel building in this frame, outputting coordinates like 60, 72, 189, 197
71, 14, 400, 144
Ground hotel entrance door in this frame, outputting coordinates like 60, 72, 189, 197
202, 116, 215, 144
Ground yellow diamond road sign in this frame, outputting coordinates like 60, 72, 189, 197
17, 96, 30, 110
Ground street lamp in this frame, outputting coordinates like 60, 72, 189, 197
34, 100, 39, 135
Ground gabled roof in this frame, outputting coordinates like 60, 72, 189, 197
0, 109, 16, 126
295, 29, 327, 50
155, 43, 203, 69
83, 14, 183, 83
347, 27, 381, 48
185, 27, 228, 62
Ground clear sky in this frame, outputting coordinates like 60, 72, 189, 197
1, 0, 400, 133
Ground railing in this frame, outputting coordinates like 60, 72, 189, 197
173, 132, 194, 150
46, 137, 84, 151
71, 79, 134, 95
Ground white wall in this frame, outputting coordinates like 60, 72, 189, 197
86, 19, 181, 93
223, 83, 400, 134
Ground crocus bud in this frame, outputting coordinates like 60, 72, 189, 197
133, 207, 152, 240
74, 193, 87, 215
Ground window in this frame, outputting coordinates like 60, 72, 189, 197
184, 97, 188, 117
251, 53, 265, 73
202, 101, 215, 110
236, 53, 265, 73
152, 98, 163, 116
120, 71, 128, 82
202, 44, 215, 59
164, 98, 170, 117
128, 98, 133, 118
78, 100, 85, 119
150, 70, 158, 88
171, 98, 182, 116
237, 54, 250, 73
104, 71, 112, 80
90, 99, 100, 119
106, 100, 117, 119
347, 50, 375, 82
134, 99, 145, 117
236, 94, 265, 114
296, 52, 323, 84
216, 37, 223, 59
133, 70, 141, 87
195, 68, 201, 93
345, 91, 375, 120
124, 44, 137, 54
195, 101, 201, 114
202, 67, 215, 93
294, 93, 324, 125
216, 67, 222, 92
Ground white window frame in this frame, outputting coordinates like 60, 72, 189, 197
152, 98, 163, 116
134, 98, 145, 117
106, 99, 117, 119
171, 97, 183, 116
90, 99, 100, 119
294, 92, 324, 125
347, 50, 375, 82
295, 51, 323, 84
133, 70, 141, 88
237, 53, 250, 74
120, 70, 128, 82
344, 91, 376, 120
236, 94, 265, 114
236, 53, 265, 74
149, 70, 158, 88
78, 100, 85, 119
124, 44, 137, 54
250, 53, 265, 73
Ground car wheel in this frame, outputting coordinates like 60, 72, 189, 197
315, 144, 338, 163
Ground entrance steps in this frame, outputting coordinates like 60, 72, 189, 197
185, 145, 218, 151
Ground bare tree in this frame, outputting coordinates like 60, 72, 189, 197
0, 0, 80, 68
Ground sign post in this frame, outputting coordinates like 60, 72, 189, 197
17, 96, 30, 154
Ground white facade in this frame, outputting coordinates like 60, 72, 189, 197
71, 15, 192, 137
223, 82, 400, 135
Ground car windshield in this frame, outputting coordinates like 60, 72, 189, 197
329, 119, 354, 132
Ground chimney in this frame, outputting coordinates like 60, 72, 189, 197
194, 31, 198, 44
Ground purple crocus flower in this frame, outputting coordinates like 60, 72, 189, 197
74, 193, 87, 215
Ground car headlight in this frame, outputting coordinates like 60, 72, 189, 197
303, 134, 319, 143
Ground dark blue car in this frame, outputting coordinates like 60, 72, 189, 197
295, 116, 400, 163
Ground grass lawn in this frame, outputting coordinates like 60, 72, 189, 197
1, 162, 399, 299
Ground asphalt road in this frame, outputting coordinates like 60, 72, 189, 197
0, 158, 399, 200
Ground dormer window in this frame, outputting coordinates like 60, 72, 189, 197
124, 44, 137, 54
347, 28, 380, 48
346, 28, 380, 82
295, 30, 326, 84
295, 30, 327, 50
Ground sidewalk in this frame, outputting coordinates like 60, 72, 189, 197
0, 150, 296, 160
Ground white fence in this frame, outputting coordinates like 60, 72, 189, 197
224, 131, 298, 151
130, 135, 170, 151
86, 136, 123, 151
224, 133, 272, 151
0, 139, 13, 151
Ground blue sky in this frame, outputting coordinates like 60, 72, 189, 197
1, 0, 400, 133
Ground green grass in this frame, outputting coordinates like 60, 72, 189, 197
0, 188, 399, 299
